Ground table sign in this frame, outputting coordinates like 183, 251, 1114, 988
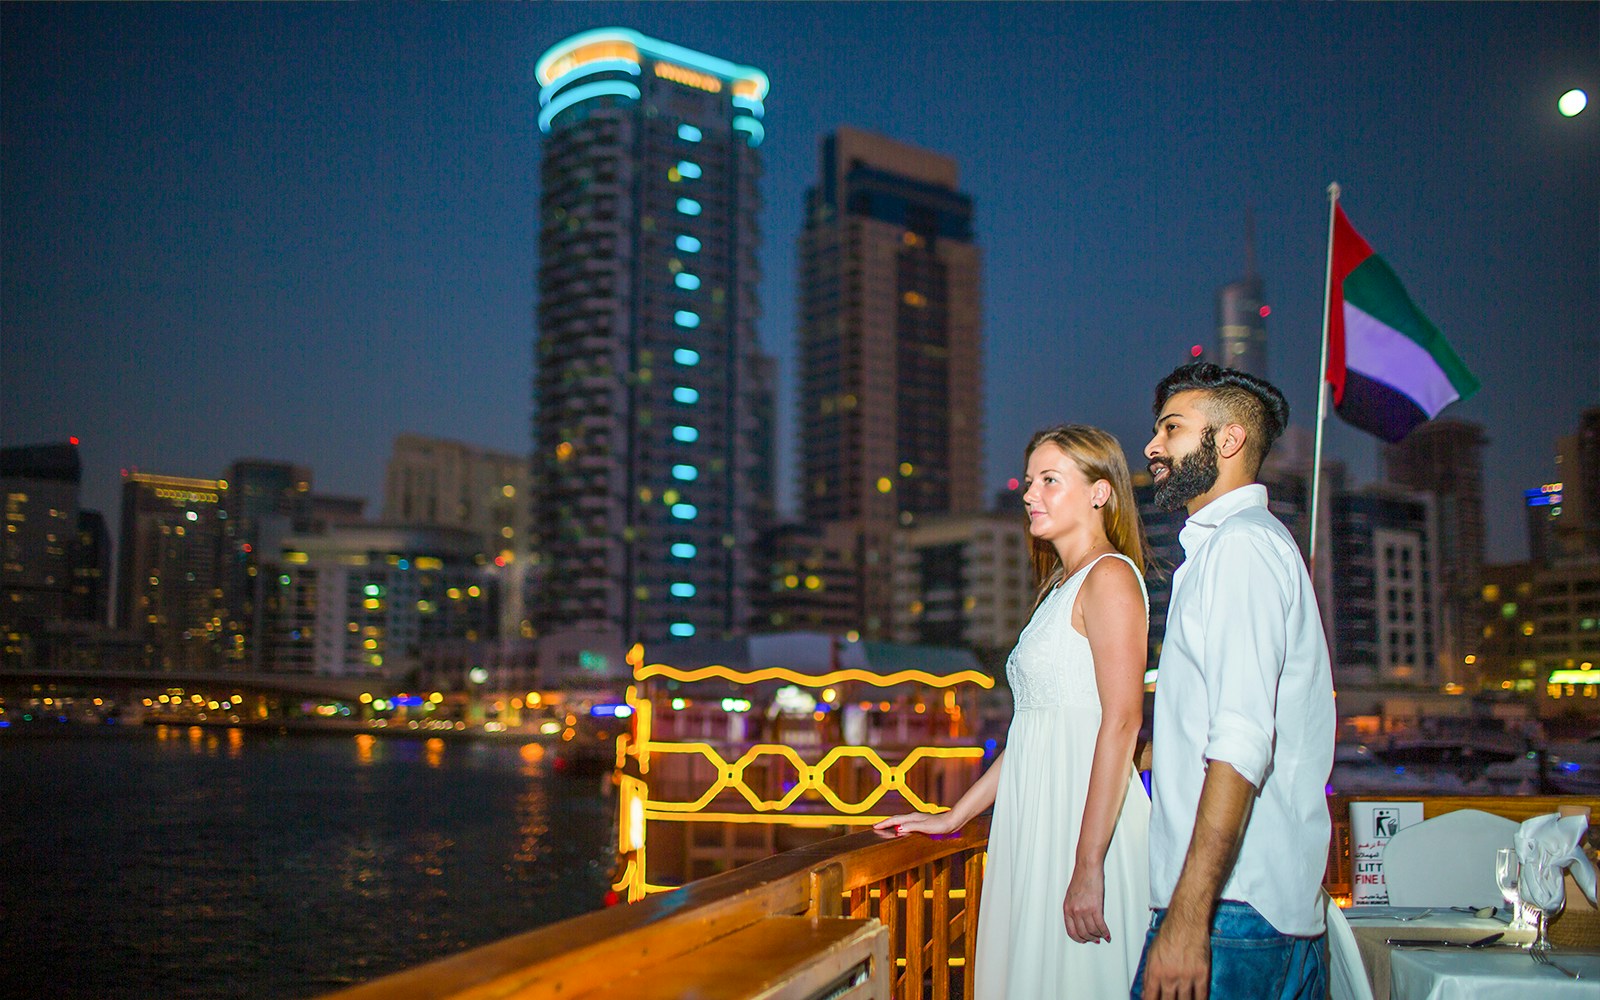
1351, 801, 1424, 904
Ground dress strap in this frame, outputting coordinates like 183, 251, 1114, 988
1074, 552, 1149, 613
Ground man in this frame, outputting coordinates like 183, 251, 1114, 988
1132, 362, 1335, 1000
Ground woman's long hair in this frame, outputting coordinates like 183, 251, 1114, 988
1024, 424, 1149, 604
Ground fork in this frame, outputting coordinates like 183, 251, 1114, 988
1532, 948, 1584, 979
1392, 908, 1435, 921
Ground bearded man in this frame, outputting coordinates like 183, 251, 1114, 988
1131, 362, 1335, 1000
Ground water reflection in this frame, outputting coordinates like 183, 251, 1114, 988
2, 728, 616, 999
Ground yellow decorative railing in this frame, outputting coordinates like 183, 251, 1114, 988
610, 636, 995, 903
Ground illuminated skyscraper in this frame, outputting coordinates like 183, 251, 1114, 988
530, 29, 774, 646
221, 460, 312, 670
798, 127, 983, 637
1, 443, 102, 667
116, 472, 229, 671
1215, 214, 1268, 379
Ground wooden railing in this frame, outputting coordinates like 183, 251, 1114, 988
320, 815, 991, 1000
323, 793, 1599, 1000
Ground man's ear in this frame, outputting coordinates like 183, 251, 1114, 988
1217, 423, 1249, 461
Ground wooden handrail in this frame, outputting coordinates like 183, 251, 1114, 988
320, 816, 991, 1000
323, 792, 1598, 999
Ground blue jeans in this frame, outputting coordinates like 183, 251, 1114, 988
1130, 901, 1327, 999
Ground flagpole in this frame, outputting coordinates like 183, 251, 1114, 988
1308, 182, 1340, 572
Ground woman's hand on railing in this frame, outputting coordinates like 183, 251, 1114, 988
873, 809, 962, 839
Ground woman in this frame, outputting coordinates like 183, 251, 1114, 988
876, 425, 1151, 998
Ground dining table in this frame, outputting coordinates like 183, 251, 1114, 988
1341, 905, 1597, 999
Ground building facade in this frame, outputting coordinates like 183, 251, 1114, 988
1549, 406, 1600, 563
889, 511, 1034, 666
1477, 560, 1600, 707
221, 460, 314, 669
2, 443, 104, 667
797, 127, 983, 638
1329, 486, 1442, 687
116, 472, 229, 671
530, 28, 774, 647
383, 434, 531, 639
1382, 419, 1488, 677
267, 524, 496, 678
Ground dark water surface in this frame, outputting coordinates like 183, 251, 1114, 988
0, 726, 616, 999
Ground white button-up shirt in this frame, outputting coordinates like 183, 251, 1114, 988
1149, 484, 1335, 936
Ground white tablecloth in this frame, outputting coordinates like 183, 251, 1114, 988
1388, 947, 1600, 999
1342, 906, 1595, 1000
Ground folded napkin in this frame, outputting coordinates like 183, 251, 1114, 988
1515, 812, 1597, 912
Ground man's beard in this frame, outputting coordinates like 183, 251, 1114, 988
1151, 427, 1221, 512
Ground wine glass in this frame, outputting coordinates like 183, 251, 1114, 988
1494, 848, 1527, 931
1522, 859, 1565, 960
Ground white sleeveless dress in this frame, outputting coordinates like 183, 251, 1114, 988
974, 552, 1151, 999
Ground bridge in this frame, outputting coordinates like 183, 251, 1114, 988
0, 667, 385, 702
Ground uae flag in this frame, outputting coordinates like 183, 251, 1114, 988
1325, 204, 1479, 442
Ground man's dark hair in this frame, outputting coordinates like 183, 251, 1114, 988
1153, 362, 1290, 476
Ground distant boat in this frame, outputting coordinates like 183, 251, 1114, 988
1329, 741, 1469, 795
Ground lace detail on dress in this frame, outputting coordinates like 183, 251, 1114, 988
1005, 553, 1147, 710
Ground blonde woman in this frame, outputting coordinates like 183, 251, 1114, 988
876, 425, 1151, 998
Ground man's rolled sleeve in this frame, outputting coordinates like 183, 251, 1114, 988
1199, 532, 1289, 788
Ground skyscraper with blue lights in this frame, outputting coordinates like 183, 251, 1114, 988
530, 29, 774, 647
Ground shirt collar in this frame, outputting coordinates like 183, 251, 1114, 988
1178, 483, 1269, 556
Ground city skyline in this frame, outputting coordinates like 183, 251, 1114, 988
3, 3, 1596, 564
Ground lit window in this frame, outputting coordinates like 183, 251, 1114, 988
676, 197, 701, 216
670, 582, 696, 598
674, 348, 700, 366
671, 543, 697, 558
675, 272, 701, 290
670, 622, 696, 637
677, 124, 702, 142
676, 235, 702, 253
671, 503, 698, 520
675, 160, 702, 179
672, 386, 700, 404
672, 464, 698, 481
674, 310, 700, 328
672, 425, 699, 443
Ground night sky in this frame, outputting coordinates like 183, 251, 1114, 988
3, 3, 1595, 563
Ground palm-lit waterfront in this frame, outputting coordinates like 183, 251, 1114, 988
0, 726, 614, 1000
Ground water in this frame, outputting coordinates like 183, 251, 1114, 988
0, 726, 616, 1000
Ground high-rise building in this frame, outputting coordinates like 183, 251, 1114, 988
221, 460, 313, 669
267, 525, 496, 678
889, 511, 1034, 666
752, 522, 860, 636
1215, 214, 1268, 379
1550, 406, 1600, 562
2, 444, 85, 666
798, 126, 982, 637
1329, 486, 1442, 687
383, 434, 530, 638
530, 28, 774, 647
1382, 419, 1488, 675
116, 472, 229, 671
68, 509, 110, 626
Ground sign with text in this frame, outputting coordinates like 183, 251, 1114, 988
1349, 800, 1424, 904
